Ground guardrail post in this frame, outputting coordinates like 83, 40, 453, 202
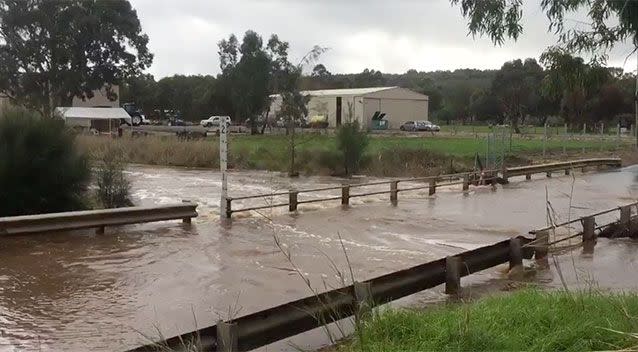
620, 206, 631, 236
509, 237, 523, 270
341, 185, 350, 206
429, 178, 436, 196
389, 181, 399, 205
582, 216, 596, 253
354, 281, 373, 319
289, 191, 298, 212
216, 320, 238, 352
462, 174, 469, 191
534, 230, 549, 265
445, 256, 461, 295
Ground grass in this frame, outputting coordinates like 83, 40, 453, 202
338, 289, 638, 352
76, 133, 630, 177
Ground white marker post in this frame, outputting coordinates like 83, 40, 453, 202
220, 116, 231, 221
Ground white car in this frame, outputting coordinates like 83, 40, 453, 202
200, 116, 231, 128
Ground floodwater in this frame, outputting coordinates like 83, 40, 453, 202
1, 164, 638, 351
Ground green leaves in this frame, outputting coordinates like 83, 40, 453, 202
0, 0, 152, 116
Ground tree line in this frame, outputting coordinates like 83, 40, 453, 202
122, 50, 636, 132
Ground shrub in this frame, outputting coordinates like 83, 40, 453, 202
0, 108, 90, 216
336, 122, 369, 175
95, 153, 133, 209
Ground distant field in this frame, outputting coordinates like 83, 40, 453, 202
229, 133, 627, 159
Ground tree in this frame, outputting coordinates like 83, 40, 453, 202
469, 89, 502, 122
491, 58, 544, 132
0, 0, 152, 117
540, 48, 611, 125
353, 69, 386, 87
218, 31, 275, 134
450, 0, 638, 52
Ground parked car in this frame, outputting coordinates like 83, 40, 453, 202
399, 121, 417, 131
167, 118, 186, 126
200, 116, 231, 128
416, 120, 440, 132
122, 102, 151, 126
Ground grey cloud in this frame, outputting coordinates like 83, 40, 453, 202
130, 0, 637, 78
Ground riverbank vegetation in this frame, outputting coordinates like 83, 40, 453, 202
0, 109, 91, 216
0, 109, 133, 217
77, 133, 630, 177
338, 289, 638, 352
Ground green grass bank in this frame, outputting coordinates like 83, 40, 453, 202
338, 289, 638, 352
77, 134, 630, 177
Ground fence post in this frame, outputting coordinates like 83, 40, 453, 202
563, 123, 567, 155
546, 170, 552, 178
617, 123, 621, 150
462, 174, 469, 191
289, 191, 298, 212
565, 168, 570, 176
582, 216, 596, 252
509, 237, 523, 270
600, 122, 604, 151
582, 123, 587, 154
96, 226, 105, 235
620, 206, 631, 236
543, 123, 547, 158
525, 173, 531, 180
445, 256, 461, 295
429, 178, 436, 196
217, 320, 238, 352
341, 185, 350, 206
390, 181, 398, 204
354, 281, 373, 319
534, 230, 549, 265
226, 198, 233, 219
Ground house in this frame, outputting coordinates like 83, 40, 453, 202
269, 87, 429, 129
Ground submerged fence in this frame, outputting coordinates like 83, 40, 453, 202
128, 198, 638, 352
224, 158, 621, 219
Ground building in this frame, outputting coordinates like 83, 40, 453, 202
0, 86, 120, 112
269, 87, 429, 129
55, 107, 131, 132
72, 85, 120, 108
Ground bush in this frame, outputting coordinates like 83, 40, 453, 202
336, 122, 369, 175
0, 109, 90, 216
95, 153, 133, 209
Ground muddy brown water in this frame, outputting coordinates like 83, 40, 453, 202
1, 165, 638, 351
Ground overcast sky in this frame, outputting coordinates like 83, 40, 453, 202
129, 0, 638, 78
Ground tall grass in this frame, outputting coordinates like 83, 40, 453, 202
76, 133, 629, 177
339, 289, 638, 352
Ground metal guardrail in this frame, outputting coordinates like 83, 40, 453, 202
128, 199, 636, 352
225, 159, 622, 219
0, 202, 198, 235
128, 236, 535, 352
505, 158, 621, 178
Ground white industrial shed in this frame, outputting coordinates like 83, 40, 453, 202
269, 87, 429, 129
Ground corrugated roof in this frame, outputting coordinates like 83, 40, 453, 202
270, 86, 398, 99
302, 86, 397, 96
55, 107, 131, 120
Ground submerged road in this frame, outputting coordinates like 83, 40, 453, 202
0, 165, 637, 351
